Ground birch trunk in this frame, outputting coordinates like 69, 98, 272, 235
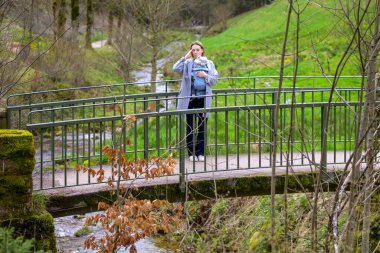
361, 3, 380, 246
271, 0, 293, 250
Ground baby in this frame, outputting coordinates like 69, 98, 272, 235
192, 56, 209, 95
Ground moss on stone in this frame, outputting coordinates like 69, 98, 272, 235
29, 213, 57, 252
2, 158, 35, 175
0, 173, 33, 219
0, 129, 57, 252
134, 184, 183, 201
0, 194, 30, 209
32, 192, 49, 213
0, 175, 32, 194
12, 156, 36, 175
0, 130, 34, 158
46, 172, 339, 217
0, 130, 35, 175
2, 213, 57, 253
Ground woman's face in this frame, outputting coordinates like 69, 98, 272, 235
191, 44, 204, 58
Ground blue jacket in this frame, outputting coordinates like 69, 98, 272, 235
173, 56, 218, 117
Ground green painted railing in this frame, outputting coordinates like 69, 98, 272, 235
25, 98, 361, 191
7, 76, 363, 129
6, 76, 372, 191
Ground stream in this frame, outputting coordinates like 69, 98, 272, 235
54, 42, 181, 253
54, 213, 179, 253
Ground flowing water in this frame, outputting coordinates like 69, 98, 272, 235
54, 212, 179, 253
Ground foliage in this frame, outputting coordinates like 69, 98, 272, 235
0, 227, 46, 253
74, 226, 93, 237
77, 115, 183, 252
180, 194, 335, 252
32, 192, 49, 213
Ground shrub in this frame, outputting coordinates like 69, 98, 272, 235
0, 227, 46, 253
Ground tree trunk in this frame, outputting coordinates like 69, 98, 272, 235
271, 0, 292, 251
85, 0, 93, 49
284, 9, 300, 253
29, 0, 34, 39
361, 3, 380, 251
57, 0, 66, 38
71, 0, 79, 43
150, 36, 158, 92
345, 1, 377, 251
52, 0, 58, 40
115, 10, 122, 44
107, 9, 114, 45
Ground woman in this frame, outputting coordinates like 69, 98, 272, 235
173, 41, 218, 162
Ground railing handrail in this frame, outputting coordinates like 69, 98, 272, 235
8, 86, 369, 111
26, 101, 366, 129
7, 75, 364, 106
6, 80, 180, 105
25, 86, 369, 125
24, 87, 365, 114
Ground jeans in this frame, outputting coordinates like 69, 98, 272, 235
186, 98, 206, 156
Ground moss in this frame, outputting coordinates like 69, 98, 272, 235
0, 130, 34, 158
74, 225, 93, 237
0, 175, 32, 194
187, 172, 326, 200
122, 184, 182, 202
0, 130, 56, 252
32, 192, 49, 213
1, 213, 57, 252
0, 194, 30, 209
13, 156, 36, 174
2, 157, 35, 175
27, 213, 57, 252
46, 172, 339, 216
0, 130, 35, 175
0, 174, 32, 219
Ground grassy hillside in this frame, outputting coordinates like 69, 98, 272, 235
200, 0, 362, 88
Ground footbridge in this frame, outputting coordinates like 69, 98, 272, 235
5, 76, 371, 216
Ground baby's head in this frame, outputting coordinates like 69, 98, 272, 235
194, 56, 208, 67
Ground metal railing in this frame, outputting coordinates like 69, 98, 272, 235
7, 76, 363, 129
24, 87, 366, 191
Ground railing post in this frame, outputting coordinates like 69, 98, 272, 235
0, 108, 7, 129
143, 97, 149, 160
179, 114, 186, 192
376, 79, 380, 149
270, 92, 278, 160
321, 105, 327, 174
165, 81, 169, 110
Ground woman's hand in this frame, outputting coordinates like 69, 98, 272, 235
196, 71, 207, 78
185, 50, 192, 60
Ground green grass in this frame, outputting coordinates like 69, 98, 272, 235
200, 0, 364, 86
84, 46, 125, 85
91, 31, 108, 43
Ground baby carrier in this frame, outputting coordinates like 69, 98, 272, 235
192, 57, 209, 96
